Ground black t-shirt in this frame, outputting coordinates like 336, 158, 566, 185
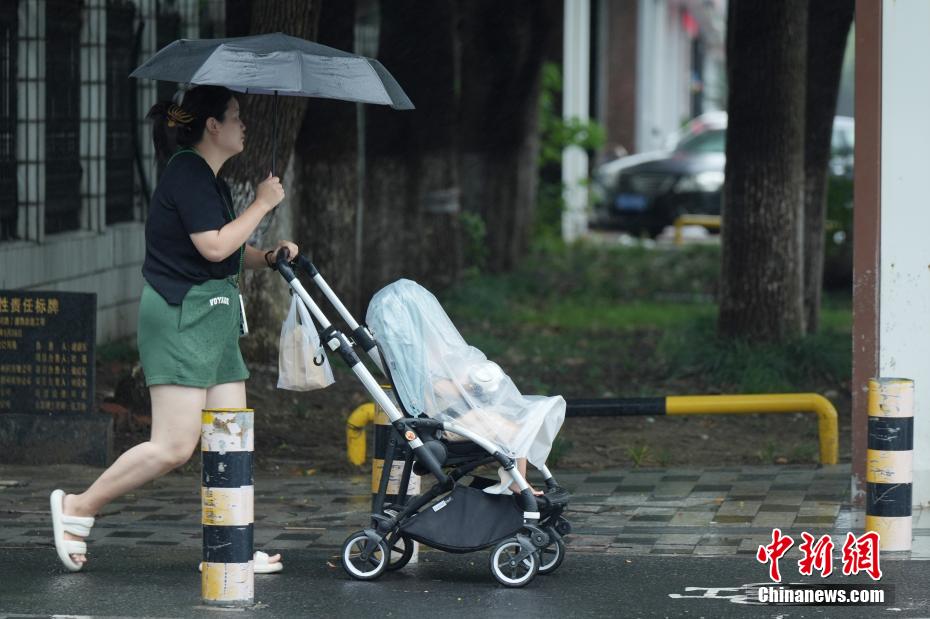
142, 150, 241, 305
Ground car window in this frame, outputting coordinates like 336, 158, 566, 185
831, 123, 854, 156
675, 129, 726, 154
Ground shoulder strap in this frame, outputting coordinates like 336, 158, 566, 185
166, 147, 199, 167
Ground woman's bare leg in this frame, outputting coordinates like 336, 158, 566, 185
203, 381, 279, 565
204, 380, 246, 411
60, 385, 207, 565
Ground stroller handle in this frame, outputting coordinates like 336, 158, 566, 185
271, 261, 542, 521
274, 247, 295, 279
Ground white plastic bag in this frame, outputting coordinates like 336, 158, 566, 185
277, 294, 335, 391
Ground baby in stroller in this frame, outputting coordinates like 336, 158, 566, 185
433, 363, 548, 495
356, 279, 570, 584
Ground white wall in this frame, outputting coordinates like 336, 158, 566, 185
0, 0, 207, 346
0, 224, 146, 344
879, 0, 930, 506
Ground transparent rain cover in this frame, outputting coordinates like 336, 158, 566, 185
366, 279, 565, 468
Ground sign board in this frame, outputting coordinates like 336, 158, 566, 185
0, 290, 96, 414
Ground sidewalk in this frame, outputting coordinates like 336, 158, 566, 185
2, 463, 927, 562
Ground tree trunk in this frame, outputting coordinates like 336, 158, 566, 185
802, 0, 854, 333
220, 1, 321, 361
718, 0, 807, 342
293, 0, 363, 317
362, 0, 461, 301
457, 0, 560, 273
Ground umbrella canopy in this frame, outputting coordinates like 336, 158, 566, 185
130, 32, 414, 110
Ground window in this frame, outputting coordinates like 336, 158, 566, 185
0, 1, 16, 240
676, 128, 726, 155
106, 0, 136, 224
45, 0, 82, 234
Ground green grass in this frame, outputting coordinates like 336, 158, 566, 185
441, 242, 852, 398
657, 317, 851, 393
513, 301, 717, 331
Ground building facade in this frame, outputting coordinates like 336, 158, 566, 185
593, 0, 726, 158
0, 0, 223, 344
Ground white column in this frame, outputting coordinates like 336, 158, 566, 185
636, 0, 661, 152
16, 0, 44, 242
561, 0, 590, 242
80, 0, 106, 233
879, 0, 930, 506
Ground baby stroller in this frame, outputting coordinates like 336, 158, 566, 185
274, 252, 572, 587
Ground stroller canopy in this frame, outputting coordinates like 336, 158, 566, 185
366, 279, 565, 468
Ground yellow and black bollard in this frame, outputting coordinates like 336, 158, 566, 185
866, 378, 913, 551
371, 386, 419, 564
201, 408, 255, 606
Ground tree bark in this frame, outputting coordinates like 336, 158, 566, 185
219, 1, 321, 361
803, 0, 854, 333
457, 0, 560, 273
293, 0, 363, 317
362, 0, 461, 301
718, 0, 807, 342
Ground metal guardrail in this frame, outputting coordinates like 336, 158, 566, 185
348, 393, 840, 466
566, 393, 839, 465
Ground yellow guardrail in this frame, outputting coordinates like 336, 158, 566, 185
665, 394, 839, 465
349, 392, 840, 466
674, 214, 721, 246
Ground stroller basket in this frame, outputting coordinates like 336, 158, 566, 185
400, 485, 523, 554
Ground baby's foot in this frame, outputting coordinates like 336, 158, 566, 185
508, 483, 545, 496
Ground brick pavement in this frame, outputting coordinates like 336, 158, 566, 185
2, 463, 928, 562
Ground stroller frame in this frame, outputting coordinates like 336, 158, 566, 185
275, 252, 570, 587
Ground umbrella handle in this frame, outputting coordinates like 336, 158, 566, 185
272, 90, 278, 177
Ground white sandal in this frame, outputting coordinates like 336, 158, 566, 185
198, 551, 283, 574
50, 489, 95, 572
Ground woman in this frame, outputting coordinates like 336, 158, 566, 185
50, 85, 292, 572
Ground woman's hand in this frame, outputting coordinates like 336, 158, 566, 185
255, 173, 285, 212
267, 240, 299, 266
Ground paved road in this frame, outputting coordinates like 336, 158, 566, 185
3, 463, 928, 616
0, 547, 926, 618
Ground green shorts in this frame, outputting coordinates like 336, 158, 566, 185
137, 279, 250, 388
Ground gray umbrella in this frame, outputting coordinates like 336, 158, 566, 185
130, 32, 414, 171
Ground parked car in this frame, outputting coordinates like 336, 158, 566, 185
591, 113, 855, 237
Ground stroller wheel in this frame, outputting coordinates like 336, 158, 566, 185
489, 538, 539, 588
385, 534, 414, 571
537, 538, 565, 575
341, 531, 389, 581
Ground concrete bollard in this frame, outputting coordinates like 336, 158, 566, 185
371, 386, 419, 565
866, 378, 913, 551
201, 408, 255, 606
